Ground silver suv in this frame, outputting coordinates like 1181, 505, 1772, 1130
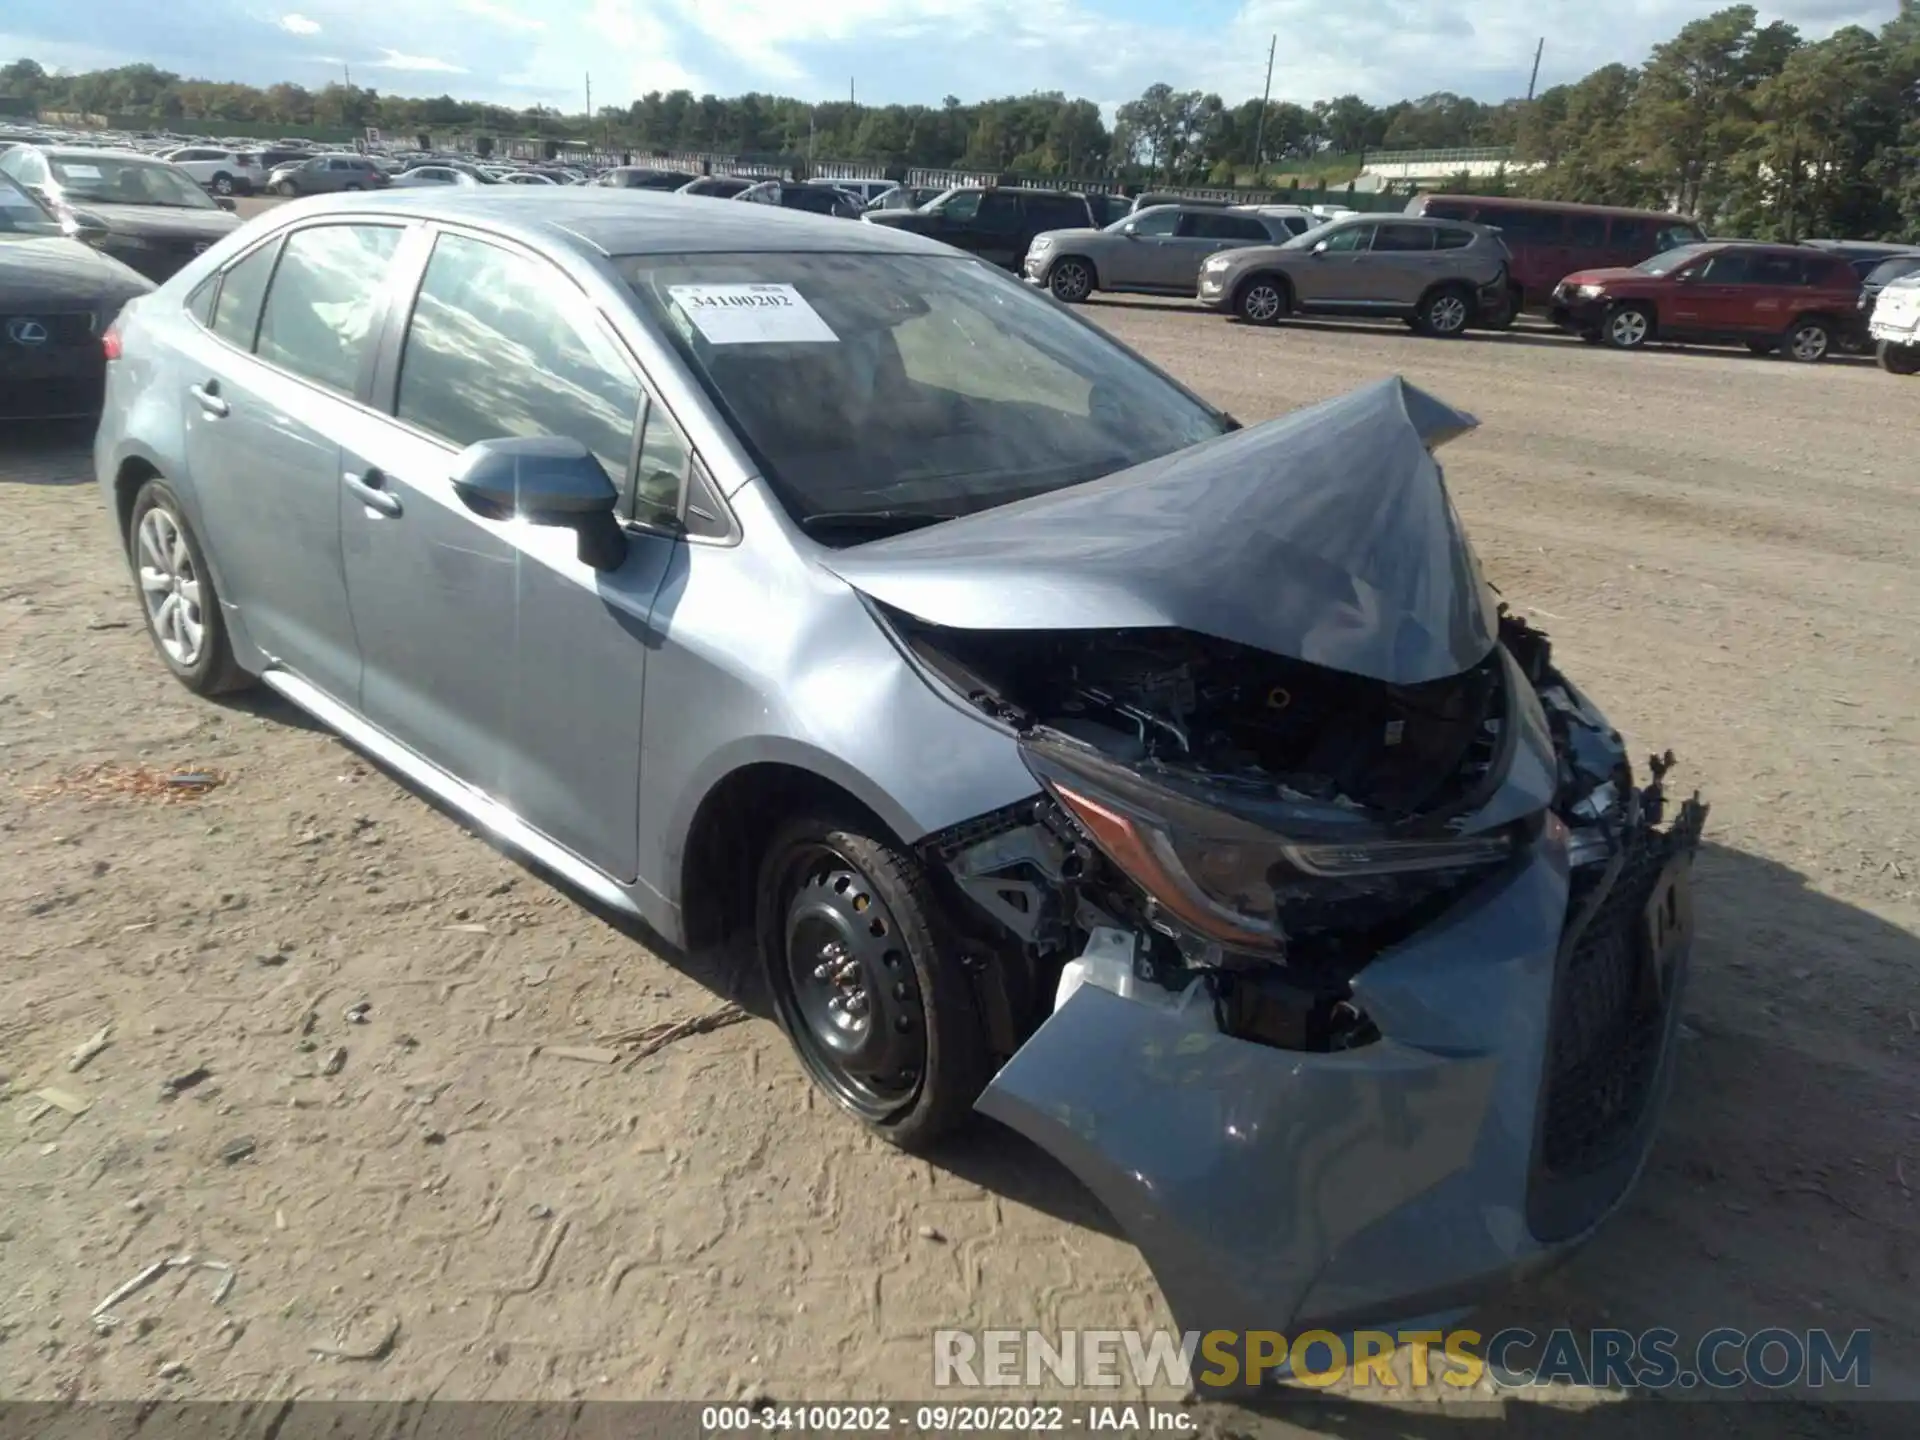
1199, 216, 1512, 337
1023, 204, 1293, 303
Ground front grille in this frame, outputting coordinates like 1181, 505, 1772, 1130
1526, 798, 1705, 1242
2, 311, 97, 347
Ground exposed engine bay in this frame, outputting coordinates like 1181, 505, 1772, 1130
911, 605, 1692, 1062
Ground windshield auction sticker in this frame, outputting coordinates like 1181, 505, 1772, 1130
668, 283, 838, 345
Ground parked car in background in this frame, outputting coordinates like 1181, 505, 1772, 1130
1550, 241, 1861, 361
267, 154, 391, 197
1232, 204, 1319, 238
1024, 203, 1295, 303
0, 169, 153, 419
391, 166, 482, 189
1869, 271, 1920, 374
1858, 254, 1920, 316
736, 180, 863, 219
595, 167, 697, 191
865, 186, 1095, 271
1407, 194, 1706, 325
161, 146, 268, 197
0, 145, 241, 282
1800, 239, 1920, 279
501, 171, 557, 185
828, 179, 898, 206
679, 175, 757, 198
1199, 215, 1513, 337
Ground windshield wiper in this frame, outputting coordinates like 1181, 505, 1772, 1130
797, 510, 959, 538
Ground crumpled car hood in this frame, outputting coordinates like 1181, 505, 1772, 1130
823, 376, 1497, 686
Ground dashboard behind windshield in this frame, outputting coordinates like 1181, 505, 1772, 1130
48, 155, 216, 210
623, 252, 1228, 541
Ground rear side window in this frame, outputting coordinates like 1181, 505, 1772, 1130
395, 232, 641, 489
1656, 222, 1704, 250
1371, 223, 1435, 252
1029, 196, 1091, 229
1567, 213, 1606, 246
1490, 208, 1566, 243
1183, 212, 1269, 241
975, 192, 1020, 232
185, 277, 217, 328
1611, 218, 1653, 252
1434, 226, 1476, 250
211, 239, 279, 348
255, 224, 403, 394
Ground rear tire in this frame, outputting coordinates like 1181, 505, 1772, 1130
1782, 317, 1832, 363
1602, 303, 1653, 350
1413, 284, 1473, 338
1047, 257, 1095, 303
212, 173, 234, 196
127, 480, 252, 697
757, 814, 991, 1152
1879, 340, 1920, 376
1475, 286, 1521, 331
1234, 275, 1287, 325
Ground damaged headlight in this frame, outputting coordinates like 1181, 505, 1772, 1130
1032, 744, 1519, 952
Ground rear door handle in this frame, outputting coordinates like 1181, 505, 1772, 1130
189, 382, 228, 418
344, 468, 402, 517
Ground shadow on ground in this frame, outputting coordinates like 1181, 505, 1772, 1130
0, 419, 99, 481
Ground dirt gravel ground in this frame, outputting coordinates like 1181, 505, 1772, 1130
3, 295, 1918, 1437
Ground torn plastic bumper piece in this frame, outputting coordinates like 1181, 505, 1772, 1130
976, 809, 1700, 1363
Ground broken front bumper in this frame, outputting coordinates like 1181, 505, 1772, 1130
976, 796, 1705, 1355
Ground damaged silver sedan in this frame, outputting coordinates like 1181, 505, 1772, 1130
95, 193, 1705, 1348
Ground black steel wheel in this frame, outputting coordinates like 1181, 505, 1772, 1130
757, 817, 989, 1149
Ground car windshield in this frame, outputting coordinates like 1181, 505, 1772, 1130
48, 154, 216, 209
1866, 256, 1920, 287
623, 252, 1229, 539
1635, 244, 1714, 276
0, 170, 60, 235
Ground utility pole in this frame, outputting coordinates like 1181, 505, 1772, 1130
1526, 37, 1544, 102
585, 73, 592, 122
1252, 33, 1276, 172
343, 62, 351, 87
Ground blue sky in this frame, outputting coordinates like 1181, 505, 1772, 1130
2, 0, 1900, 115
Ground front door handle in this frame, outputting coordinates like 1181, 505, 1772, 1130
344, 468, 402, 517
189, 382, 228, 418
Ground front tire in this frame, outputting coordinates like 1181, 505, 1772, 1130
1879, 340, 1920, 375
127, 480, 251, 696
1783, 317, 1832, 363
1235, 275, 1287, 325
757, 816, 991, 1151
1602, 303, 1653, 350
1413, 285, 1473, 337
1047, 257, 1095, 303
212, 173, 234, 196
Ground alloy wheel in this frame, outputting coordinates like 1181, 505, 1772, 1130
1241, 282, 1283, 323
1788, 323, 1829, 363
137, 506, 204, 668
1050, 260, 1092, 303
1427, 294, 1469, 335
1608, 309, 1650, 348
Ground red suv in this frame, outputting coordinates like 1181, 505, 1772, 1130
1549, 241, 1863, 362
1404, 195, 1704, 322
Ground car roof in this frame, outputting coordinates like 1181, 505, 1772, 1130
265, 187, 957, 258
44, 146, 165, 162
1419, 193, 1697, 224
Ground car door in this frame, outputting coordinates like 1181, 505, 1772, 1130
967, 190, 1024, 269
1106, 206, 1181, 288
336, 226, 678, 881
1364, 222, 1439, 305
1671, 248, 1753, 336
178, 220, 409, 703
1292, 222, 1374, 307
1157, 211, 1245, 290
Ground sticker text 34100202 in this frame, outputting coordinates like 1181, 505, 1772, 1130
667, 283, 839, 345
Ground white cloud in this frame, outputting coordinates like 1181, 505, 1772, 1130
462, 0, 546, 31
371, 48, 469, 73
278, 12, 321, 35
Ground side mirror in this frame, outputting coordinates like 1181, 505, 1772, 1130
1674, 269, 1698, 284
65, 212, 111, 242
1121, 221, 1138, 237
451, 436, 627, 570
215, 196, 237, 212
1311, 239, 1330, 255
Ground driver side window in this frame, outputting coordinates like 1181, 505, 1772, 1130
1318, 224, 1373, 252
938, 190, 982, 223
1130, 208, 1180, 238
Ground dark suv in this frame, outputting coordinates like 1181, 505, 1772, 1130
1551, 241, 1863, 361
864, 187, 1095, 270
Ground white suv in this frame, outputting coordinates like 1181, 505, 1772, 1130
1870, 272, 1920, 376
161, 147, 267, 197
